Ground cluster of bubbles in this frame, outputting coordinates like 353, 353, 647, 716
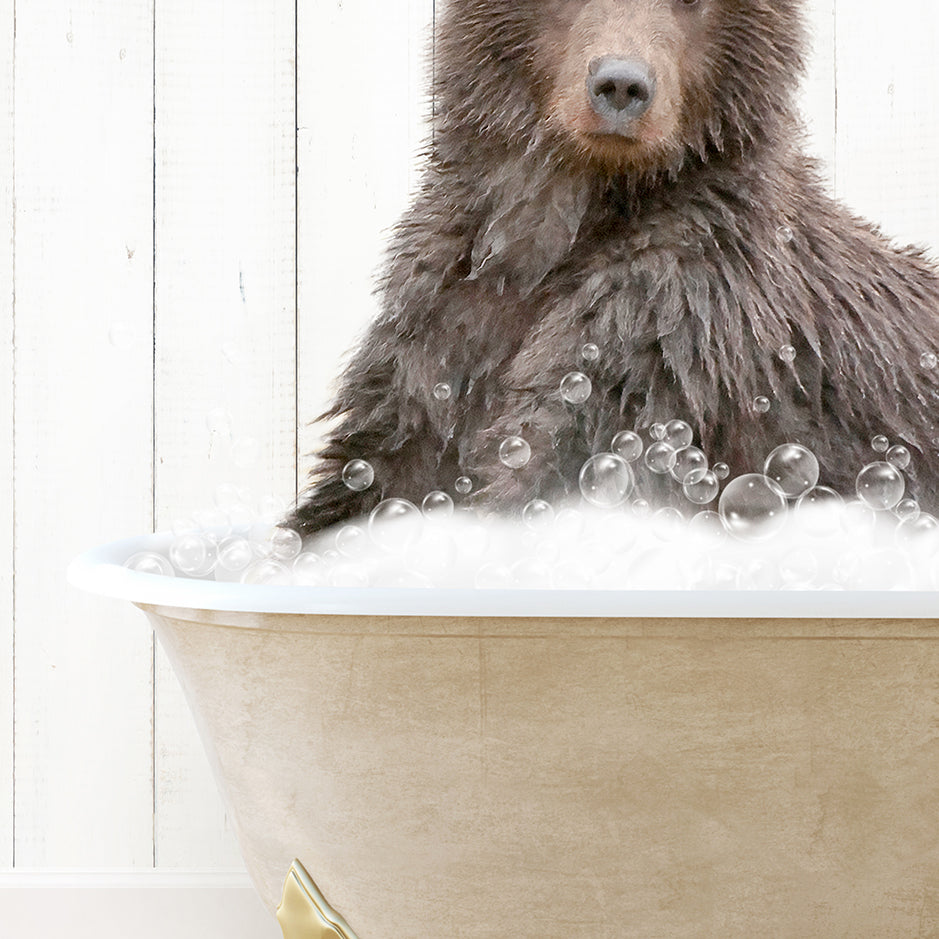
124, 407, 939, 590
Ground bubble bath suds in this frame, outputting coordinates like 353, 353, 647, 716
126, 420, 939, 591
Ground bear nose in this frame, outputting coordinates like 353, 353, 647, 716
587, 56, 656, 126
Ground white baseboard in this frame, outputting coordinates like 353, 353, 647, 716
0, 871, 282, 939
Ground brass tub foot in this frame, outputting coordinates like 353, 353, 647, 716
277, 859, 360, 939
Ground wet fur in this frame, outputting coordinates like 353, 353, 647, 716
287, 0, 939, 534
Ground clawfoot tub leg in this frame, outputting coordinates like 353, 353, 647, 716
276, 860, 360, 939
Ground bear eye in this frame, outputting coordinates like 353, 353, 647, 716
677, 0, 701, 6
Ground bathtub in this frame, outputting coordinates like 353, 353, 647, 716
70, 532, 939, 938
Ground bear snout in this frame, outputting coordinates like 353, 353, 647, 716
587, 55, 657, 131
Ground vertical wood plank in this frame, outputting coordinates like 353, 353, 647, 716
0, 0, 14, 871
12, 2, 155, 867
798, 0, 836, 184
834, 0, 939, 253
296, 0, 435, 471
154, 0, 296, 868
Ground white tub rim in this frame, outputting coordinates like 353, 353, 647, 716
67, 531, 939, 619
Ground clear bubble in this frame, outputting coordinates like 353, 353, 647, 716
689, 510, 725, 539
921, 352, 938, 370
650, 423, 667, 440
241, 558, 292, 586
780, 548, 818, 585
670, 446, 707, 483
885, 444, 911, 470
216, 536, 254, 572
631, 498, 651, 518
718, 474, 788, 541
368, 498, 423, 551
662, 419, 694, 451
777, 226, 794, 244
421, 490, 454, 519
265, 527, 302, 561
855, 461, 905, 510
433, 382, 452, 401
342, 459, 374, 491
192, 506, 231, 540
644, 441, 677, 474
329, 563, 370, 588
257, 494, 287, 523
611, 430, 643, 462
581, 342, 600, 362
894, 498, 920, 522
334, 525, 367, 558
205, 408, 233, 436
498, 435, 532, 469
578, 453, 634, 507
124, 551, 174, 577
895, 512, 939, 554
651, 506, 684, 541
778, 344, 796, 363
743, 558, 782, 590
871, 434, 889, 453
560, 371, 592, 404
226, 502, 256, 533
683, 468, 719, 504
752, 395, 771, 414
763, 443, 819, 499
169, 532, 217, 576
712, 462, 730, 480
232, 436, 260, 468
796, 486, 843, 535
292, 551, 325, 586
522, 498, 555, 530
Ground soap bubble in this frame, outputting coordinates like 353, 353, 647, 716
611, 430, 643, 462
522, 498, 555, 530
895, 513, 939, 554
581, 342, 600, 362
683, 468, 719, 504
455, 475, 473, 495
670, 446, 707, 483
205, 408, 232, 436
578, 453, 634, 507
763, 443, 819, 499
241, 558, 292, 586
421, 490, 454, 519
292, 552, 325, 586
718, 474, 788, 541
650, 423, 667, 440
778, 344, 796, 363
192, 507, 231, 540
921, 352, 938, 370
712, 462, 730, 480
752, 395, 771, 414
334, 525, 367, 558
329, 563, 370, 588
560, 371, 592, 404
433, 382, 452, 401
644, 441, 677, 474
885, 444, 911, 470
499, 435, 532, 469
475, 562, 514, 589
661, 419, 694, 451
342, 459, 374, 491
796, 486, 843, 535
777, 226, 794, 244
780, 548, 818, 585
894, 498, 920, 522
125, 551, 175, 577
652, 506, 684, 541
169, 532, 217, 576
216, 537, 254, 573
871, 434, 889, 453
368, 498, 423, 551
855, 461, 905, 510
689, 510, 725, 539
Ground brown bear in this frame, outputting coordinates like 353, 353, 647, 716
287, 0, 939, 535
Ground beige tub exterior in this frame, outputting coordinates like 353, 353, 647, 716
69, 534, 939, 937
141, 602, 939, 939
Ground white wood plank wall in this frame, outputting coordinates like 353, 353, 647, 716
2, 0, 939, 935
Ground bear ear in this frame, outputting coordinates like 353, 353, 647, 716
468, 161, 591, 296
